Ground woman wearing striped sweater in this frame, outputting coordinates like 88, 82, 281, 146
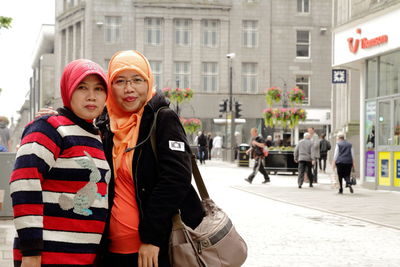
10, 59, 110, 267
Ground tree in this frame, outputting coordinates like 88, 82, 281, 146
0, 16, 12, 29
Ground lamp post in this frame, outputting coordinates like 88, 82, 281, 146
175, 79, 180, 116
227, 53, 236, 162
279, 76, 288, 108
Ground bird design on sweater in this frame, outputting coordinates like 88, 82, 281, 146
59, 151, 110, 216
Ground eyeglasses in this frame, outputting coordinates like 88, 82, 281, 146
113, 78, 146, 89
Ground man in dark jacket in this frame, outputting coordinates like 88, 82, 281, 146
96, 92, 204, 266
319, 133, 331, 173
244, 128, 270, 184
197, 131, 207, 164
207, 132, 213, 160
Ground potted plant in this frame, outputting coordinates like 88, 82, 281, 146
263, 108, 274, 127
265, 87, 282, 107
287, 87, 305, 106
162, 87, 193, 103
181, 117, 202, 134
288, 108, 307, 128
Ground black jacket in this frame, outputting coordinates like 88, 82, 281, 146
251, 136, 265, 157
96, 92, 204, 265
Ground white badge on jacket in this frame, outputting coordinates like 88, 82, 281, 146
169, 140, 185, 152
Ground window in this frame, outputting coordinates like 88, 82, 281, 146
366, 58, 378, 99
145, 18, 163, 45
150, 61, 162, 90
174, 62, 191, 88
105, 16, 121, 44
378, 101, 391, 146
201, 62, 218, 92
201, 20, 219, 48
174, 19, 191, 46
75, 22, 81, 58
394, 100, 400, 145
296, 30, 310, 58
379, 51, 400, 97
241, 63, 258, 93
297, 0, 310, 13
295, 75, 310, 104
242, 20, 258, 48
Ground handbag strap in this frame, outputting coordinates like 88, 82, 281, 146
150, 107, 210, 200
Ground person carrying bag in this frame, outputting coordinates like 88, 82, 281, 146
150, 108, 248, 267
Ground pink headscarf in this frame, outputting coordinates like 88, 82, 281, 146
60, 59, 107, 109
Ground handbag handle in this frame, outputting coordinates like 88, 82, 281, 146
150, 107, 210, 201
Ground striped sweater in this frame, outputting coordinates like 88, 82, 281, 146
10, 108, 110, 267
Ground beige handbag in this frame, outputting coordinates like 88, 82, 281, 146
149, 107, 247, 266
168, 155, 248, 267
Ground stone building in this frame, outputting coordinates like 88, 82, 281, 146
46, 0, 332, 145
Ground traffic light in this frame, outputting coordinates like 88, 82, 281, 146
219, 99, 228, 113
235, 101, 242, 118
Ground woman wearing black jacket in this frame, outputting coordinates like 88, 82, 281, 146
96, 50, 203, 267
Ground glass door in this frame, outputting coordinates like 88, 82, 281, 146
393, 99, 400, 188
377, 100, 392, 187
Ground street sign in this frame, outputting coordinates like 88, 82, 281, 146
332, 69, 347, 84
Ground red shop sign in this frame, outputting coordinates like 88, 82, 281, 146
347, 28, 388, 54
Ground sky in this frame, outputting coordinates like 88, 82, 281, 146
0, 0, 55, 122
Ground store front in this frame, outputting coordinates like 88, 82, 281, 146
333, 7, 400, 191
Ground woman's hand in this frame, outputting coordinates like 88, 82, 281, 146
21, 256, 41, 267
34, 107, 58, 118
138, 243, 159, 267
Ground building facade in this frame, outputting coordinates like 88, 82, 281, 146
332, 0, 400, 191
9, 24, 55, 152
48, 0, 332, 144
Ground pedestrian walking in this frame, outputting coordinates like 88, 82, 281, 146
244, 128, 270, 184
95, 50, 204, 267
0, 116, 11, 152
207, 132, 213, 160
308, 127, 320, 183
332, 132, 355, 194
10, 59, 110, 266
319, 133, 331, 173
294, 132, 315, 188
197, 131, 207, 164
212, 133, 223, 159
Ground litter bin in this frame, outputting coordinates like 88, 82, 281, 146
238, 144, 250, 167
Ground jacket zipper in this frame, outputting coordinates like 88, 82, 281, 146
134, 148, 144, 218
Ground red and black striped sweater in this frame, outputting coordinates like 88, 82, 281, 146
10, 108, 110, 266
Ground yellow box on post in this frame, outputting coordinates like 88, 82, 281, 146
378, 152, 391, 186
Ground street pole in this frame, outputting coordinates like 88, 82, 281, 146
229, 61, 235, 162
176, 80, 180, 116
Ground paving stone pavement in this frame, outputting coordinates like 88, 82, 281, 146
199, 159, 400, 266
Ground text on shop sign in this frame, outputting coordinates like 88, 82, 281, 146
347, 28, 388, 54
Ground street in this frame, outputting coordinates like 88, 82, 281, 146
199, 160, 400, 267
1, 160, 400, 266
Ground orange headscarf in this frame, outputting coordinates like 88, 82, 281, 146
106, 50, 155, 177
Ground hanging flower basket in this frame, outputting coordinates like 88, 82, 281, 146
287, 87, 305, 105
265, 87, 282, 107
181, 117, 202, 134
263, 108, 274, 127
162, 87, 193, 104
287, 108, 307, 128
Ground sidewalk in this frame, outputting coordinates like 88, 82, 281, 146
232, 161, 400, 230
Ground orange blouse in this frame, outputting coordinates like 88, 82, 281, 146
108, 154, 142, 253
